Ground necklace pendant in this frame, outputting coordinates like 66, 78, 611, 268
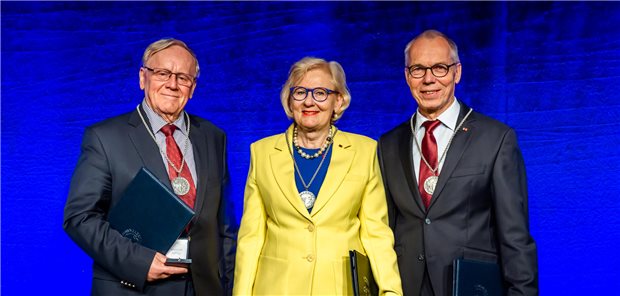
299, 190, 316, 209
172, 176, 191, 196
423, 176, 439, 195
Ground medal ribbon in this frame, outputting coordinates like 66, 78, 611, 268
419, 120, 441, 209
160, 124, 196, 209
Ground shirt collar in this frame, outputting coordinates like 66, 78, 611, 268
141, 99, 188, 136
415, 98, 461, 132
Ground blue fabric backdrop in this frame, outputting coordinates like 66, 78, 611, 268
2, 2, 619, 295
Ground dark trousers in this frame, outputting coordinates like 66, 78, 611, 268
91, 276, 194, 296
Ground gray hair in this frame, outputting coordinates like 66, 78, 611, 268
142, 38, 200, 78
404, 30, 460, 66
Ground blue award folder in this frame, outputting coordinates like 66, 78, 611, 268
452, 258, 503, 296
108, 167, 195, 254
349, 250, 378, 296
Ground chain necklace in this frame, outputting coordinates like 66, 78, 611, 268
410, 108, 473, 195
136, 105, 192, 196
285, 125, 337, 210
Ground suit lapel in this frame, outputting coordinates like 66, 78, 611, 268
397, 122, 427, 213
270, 125, 312, 220
311, 129, 354, 217
127, 107, 170, 186
129, 108, 208, 221
428, 103, 475, 210
189, 116, 209, 220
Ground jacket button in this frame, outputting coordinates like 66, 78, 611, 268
417, 254, 425, 261
425, 218, 431, 225
307, 224, 315, 232
306, 254, 314, 262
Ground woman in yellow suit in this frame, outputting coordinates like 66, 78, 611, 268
233, 57, 402, 296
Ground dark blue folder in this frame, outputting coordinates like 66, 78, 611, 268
349, 250, 378, 296
452, 258, 503, 296
108, 167, 195, 254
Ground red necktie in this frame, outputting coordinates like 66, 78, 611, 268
160, 124, 196, 209
419, 120, 442, 209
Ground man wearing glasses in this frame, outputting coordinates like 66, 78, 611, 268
64, 38, 236, 295
378, 30, 538, 295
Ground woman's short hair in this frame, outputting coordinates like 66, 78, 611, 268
142, 38, 200, 78
280, 57, 351, 121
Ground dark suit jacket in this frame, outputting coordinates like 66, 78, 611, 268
378, 103, 537, 296
63, 107, 237, 296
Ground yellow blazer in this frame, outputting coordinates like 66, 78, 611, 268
234, 125, 402, 296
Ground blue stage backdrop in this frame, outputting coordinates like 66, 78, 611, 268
2, 2, 620, 295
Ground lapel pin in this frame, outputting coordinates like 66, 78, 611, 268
462, 127, 468, 132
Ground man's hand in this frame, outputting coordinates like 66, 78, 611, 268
146, 252, 188, 282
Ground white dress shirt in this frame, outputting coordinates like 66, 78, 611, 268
412, 98, 461, 181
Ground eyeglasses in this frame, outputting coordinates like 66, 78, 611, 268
142, 66, 196, 87
406, 63, 458, 78
290, 86, 338, 103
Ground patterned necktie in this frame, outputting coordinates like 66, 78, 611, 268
419, 120, 442, 209
160, 124, 196, 209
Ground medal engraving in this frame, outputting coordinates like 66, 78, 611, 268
172, 177, 190, 196
423, 176, 438, 195
299, 190, 316, 209
166, 238, 189, 259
